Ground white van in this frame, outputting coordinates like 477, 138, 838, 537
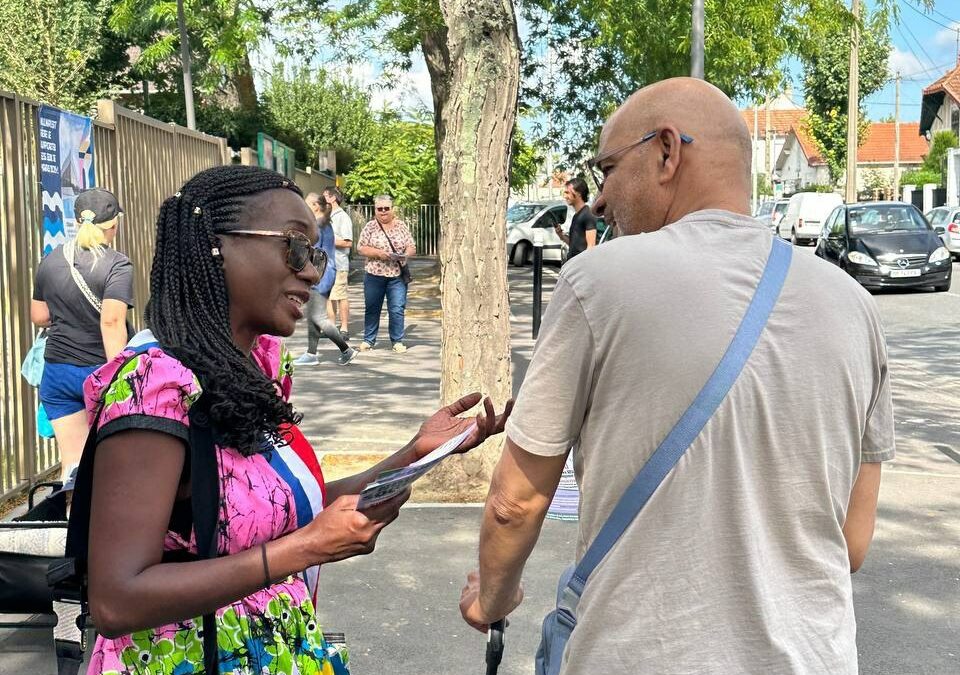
777, 192, 843, 245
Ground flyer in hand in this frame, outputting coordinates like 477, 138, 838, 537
357, 426, 476, 510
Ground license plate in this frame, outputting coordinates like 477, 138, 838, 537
890, 269, 921, 278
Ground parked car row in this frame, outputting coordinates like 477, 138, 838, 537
755, 193, 954, 293
813, 202, 952, 293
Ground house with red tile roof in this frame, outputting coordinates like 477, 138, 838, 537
740, 92, 807, 182
775, 123, 928, 195
920, 61, 960, 139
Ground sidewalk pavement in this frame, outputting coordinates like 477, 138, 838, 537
289, 257, 559, 486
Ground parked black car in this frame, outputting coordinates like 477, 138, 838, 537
814, 202, 952, 292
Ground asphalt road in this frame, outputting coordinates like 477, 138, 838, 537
1, 255, 957, 674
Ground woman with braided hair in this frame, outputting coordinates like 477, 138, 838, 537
81, 165, 512, 674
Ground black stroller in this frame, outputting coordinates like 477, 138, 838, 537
0, 481, 87, 674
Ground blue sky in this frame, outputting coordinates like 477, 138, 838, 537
849, 1, 958, 122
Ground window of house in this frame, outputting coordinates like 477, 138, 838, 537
953, 104, 960, 137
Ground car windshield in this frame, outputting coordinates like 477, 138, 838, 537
756, 202, 773, 217
774, 202, 789, 216
848, 205, 930, 235
507, 204, 543, 223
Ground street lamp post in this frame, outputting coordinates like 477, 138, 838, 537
177, 0, 196, 130
691, 0, 705, 78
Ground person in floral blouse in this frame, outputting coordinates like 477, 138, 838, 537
82, 166, 511, 675
357, 195, 415, 353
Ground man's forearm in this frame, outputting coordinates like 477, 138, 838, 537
478, 490, 549, 618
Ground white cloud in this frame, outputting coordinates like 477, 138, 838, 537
341, 56, 433, 116
888, 45, 926, 78
932, 22, 960, 50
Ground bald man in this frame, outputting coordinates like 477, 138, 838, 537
460, 78, 893, 673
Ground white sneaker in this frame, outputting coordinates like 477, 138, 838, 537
392, 342, 408, 353
293, 353, 319, 366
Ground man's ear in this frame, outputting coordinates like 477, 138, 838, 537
657, 128, 684, 185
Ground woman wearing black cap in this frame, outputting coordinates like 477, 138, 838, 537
31, 187, 134, 482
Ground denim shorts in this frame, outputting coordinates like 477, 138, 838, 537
38, 362, 100, 421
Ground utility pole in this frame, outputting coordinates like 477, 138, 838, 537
177, 0, 196, 130
845, 0, 860, 203
752, 105, 759, 213
894, 72, 901, 201
691, 0, 705, 78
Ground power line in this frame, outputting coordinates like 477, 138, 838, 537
903, 2, 960, 33
862, 101, 922, 107
928, 5, 959, 25
894, 23, 940, 80
902, 17, 938, 67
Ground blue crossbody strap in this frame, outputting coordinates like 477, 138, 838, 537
565, 237, 792, 601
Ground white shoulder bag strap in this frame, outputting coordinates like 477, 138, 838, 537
62, 240, 102, 313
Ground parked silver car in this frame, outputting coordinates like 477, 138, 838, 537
925, 206, 960, 260
754, 198, 789, 232
506, 201, 569, 266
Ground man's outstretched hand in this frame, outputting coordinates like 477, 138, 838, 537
409, 393, 514, 462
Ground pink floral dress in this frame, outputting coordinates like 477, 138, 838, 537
82, 330, 346, 675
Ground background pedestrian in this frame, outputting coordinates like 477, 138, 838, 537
357, 194, 415, 353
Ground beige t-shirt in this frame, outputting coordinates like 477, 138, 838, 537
507, 210, 894, 675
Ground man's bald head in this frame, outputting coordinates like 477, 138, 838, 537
592, 78, 753, 235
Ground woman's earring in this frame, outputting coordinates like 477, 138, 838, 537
211, 247, 221, 257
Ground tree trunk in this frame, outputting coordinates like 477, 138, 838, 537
421, 0, 520, 500
421, 26, 451, 167
231, 49, 259, 113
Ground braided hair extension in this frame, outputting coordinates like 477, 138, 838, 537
146, 165, 304, 454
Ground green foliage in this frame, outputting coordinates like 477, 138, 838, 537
521, 0, 852, 162
921, 130, 958, 180
260, 65, 378, 173
342, 114, 439, 205
755, 175, 773, 197
324, 0, 444, 70
796, 183, 837, 193
801, 7, 891, 182
511, 127, 542, 190
137, 92, 264, 149
899, 168, 941, 187
0, 0, 121, 110
108, 0, 263, 102
862, 169, 891, 194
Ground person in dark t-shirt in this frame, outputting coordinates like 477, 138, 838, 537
31, 188, 134, 480
554, 176, 597, 261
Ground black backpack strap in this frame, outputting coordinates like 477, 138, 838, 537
188, 397, 221, 674
52, 360, 223, 675
50, 359, 130, 675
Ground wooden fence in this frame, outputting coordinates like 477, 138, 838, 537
0, 93, 228, 502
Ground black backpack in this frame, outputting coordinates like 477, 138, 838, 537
49, 354, 222, 675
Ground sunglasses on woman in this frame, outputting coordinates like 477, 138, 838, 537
223, 229, 328, 275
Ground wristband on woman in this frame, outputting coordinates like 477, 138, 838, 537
260, 543, 271, 588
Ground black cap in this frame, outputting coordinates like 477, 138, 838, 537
74, 188, 123, 225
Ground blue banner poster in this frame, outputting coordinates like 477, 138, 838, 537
38, 106, 96, 255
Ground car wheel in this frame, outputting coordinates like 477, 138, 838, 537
511, 241, 530, 267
